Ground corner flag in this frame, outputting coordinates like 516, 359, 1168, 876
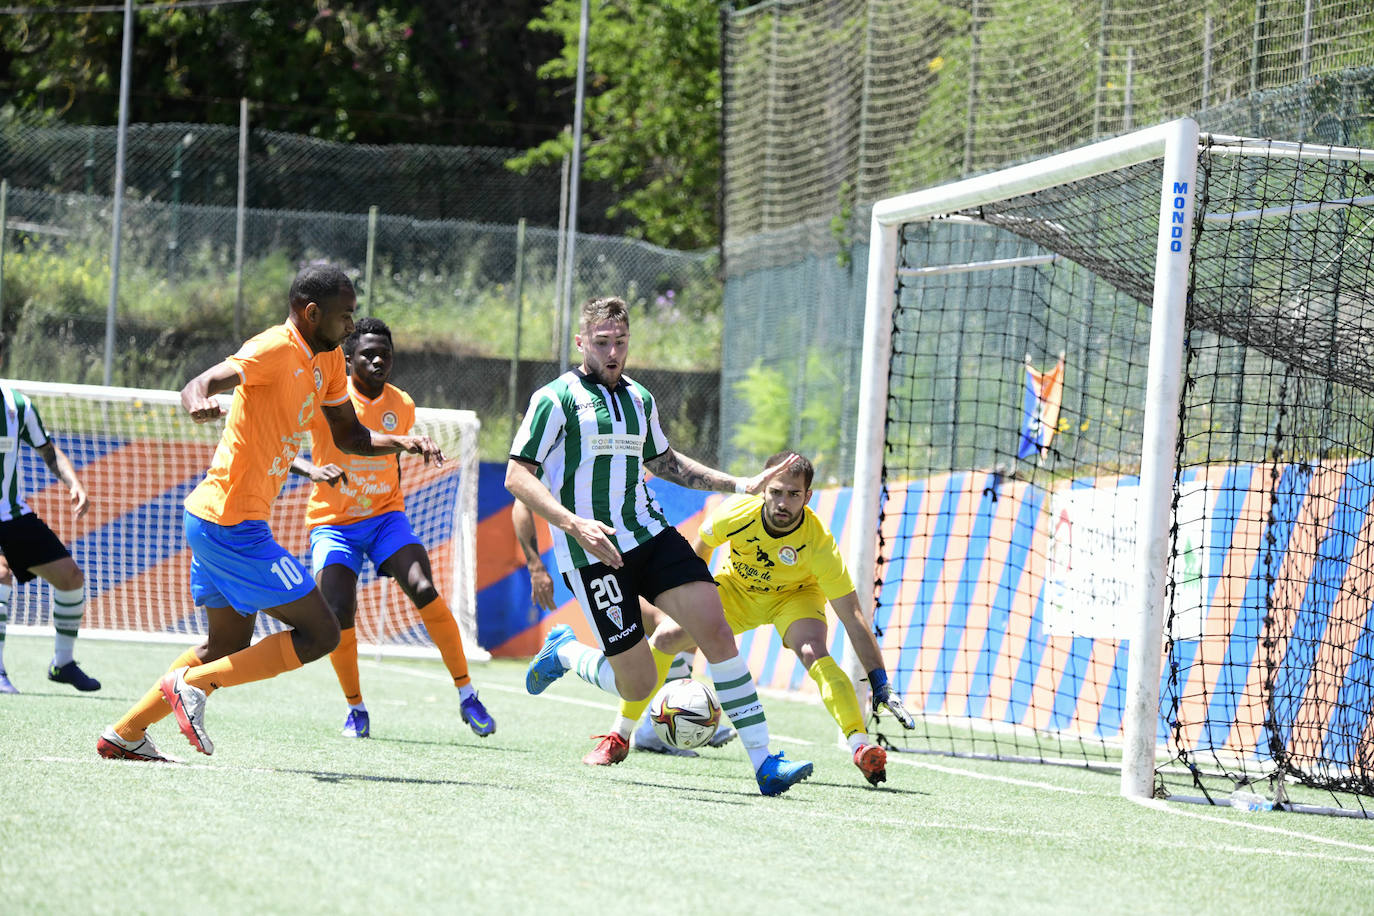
1018, 353, 1065, 461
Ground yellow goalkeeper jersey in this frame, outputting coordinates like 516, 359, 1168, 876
697, 494, 855, 599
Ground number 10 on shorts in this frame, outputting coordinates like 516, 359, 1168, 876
271, 557, 305, 588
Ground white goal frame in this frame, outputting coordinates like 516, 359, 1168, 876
851, 117, 1374, 801
5, 377, 484, 661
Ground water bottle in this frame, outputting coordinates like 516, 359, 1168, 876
1230, 790, 1273, 813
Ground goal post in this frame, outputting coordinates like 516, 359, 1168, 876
851, 117, 1374, 812
4, 378, 484, 661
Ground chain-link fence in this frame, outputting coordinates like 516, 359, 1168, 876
719, 0, 1374, 483
0, 120, 723, 463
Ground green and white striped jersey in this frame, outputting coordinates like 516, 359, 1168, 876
0, 385, 52, 522
511, 369, 671, 572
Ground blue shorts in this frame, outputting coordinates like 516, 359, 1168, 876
308, 510, 422, 578
185, 512, 315, 616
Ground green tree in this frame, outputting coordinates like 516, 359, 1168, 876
0, 2, 568, 147
508, 0, 722, 249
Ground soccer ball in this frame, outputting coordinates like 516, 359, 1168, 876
648, 679, 722, 750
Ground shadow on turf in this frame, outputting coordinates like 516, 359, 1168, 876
367, 735, 527, 753
803, 777, 930, 796
617, 775, 929, 800
271, 767, 499, 788
617, 778, 753, 805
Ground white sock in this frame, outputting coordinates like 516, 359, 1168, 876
0, 581, 11, 673
557, 639, 619, 696
616, 715, 639, 741
667, 651, 694, 681
350, 702, 367, 713
847, 732, 870, 754
51, 585, 84, 667
708, 654, 772, 772
458, 684, 475, 701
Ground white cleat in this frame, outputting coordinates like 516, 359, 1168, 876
160, 666, 214, 755
97, 726, 180, 763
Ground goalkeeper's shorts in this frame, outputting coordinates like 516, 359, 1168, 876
718, 577, 827, 639
185, 511, 314, 615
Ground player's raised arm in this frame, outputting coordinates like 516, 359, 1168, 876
321, 400, 444, 465
506, 457, 623, 569
645, 448, 800, 496
180, 360, 240, 423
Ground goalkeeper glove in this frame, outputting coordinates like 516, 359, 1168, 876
868, 668, 915, 729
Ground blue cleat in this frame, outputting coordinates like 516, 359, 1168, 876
0, 671, 18, 694
48, 660, 101, 692
525, 624, 575, 695
755, 751, 814, 796
460, 691, 495, 737
342, 708, 370, 739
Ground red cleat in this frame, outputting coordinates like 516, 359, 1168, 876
854, 743, 887, 786
582, 733, 629, 766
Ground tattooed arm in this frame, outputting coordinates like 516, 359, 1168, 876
645, 448, 800, 495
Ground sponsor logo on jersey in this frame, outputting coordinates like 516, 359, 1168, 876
778, 545, 798, 566
587, 434, 642, 456
381, 410, 398, 431
313, 367, 324, 390
0, 435, 15, 453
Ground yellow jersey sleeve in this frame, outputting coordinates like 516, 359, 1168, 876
800, 509, 856, 599
697, 494, 760, 550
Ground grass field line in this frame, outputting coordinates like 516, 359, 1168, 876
360, 659, 817, 745
794, 807, 1373, 863
1131, 796, 1374, 855
887, 754, 1091, 794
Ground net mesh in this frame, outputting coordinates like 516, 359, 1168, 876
870, 135, 1374, 811
5, 380, 481, 658
718, 0, 1374, 483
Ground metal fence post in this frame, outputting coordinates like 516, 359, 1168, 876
362, 205, 378, 315
0, 179, 7, 356
233, 98, 248, 341
508, 217, 527, 445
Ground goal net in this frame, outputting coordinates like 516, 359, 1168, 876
852, 118, 1374, 814
5, 379, 484, 660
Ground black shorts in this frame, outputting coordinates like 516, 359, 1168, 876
0, 513, 72, 583
563, 527, 716, 657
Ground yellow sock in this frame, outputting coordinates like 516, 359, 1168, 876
417, 595, 470, 689
114, 646, 206, 741
184, 631, 302, 692
620, 646, 676, 721
330, 627, 363, 705
809, 655, 865, 738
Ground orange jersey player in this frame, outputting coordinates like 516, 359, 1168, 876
97, 264, 444, 763
292, 317, 493, 740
